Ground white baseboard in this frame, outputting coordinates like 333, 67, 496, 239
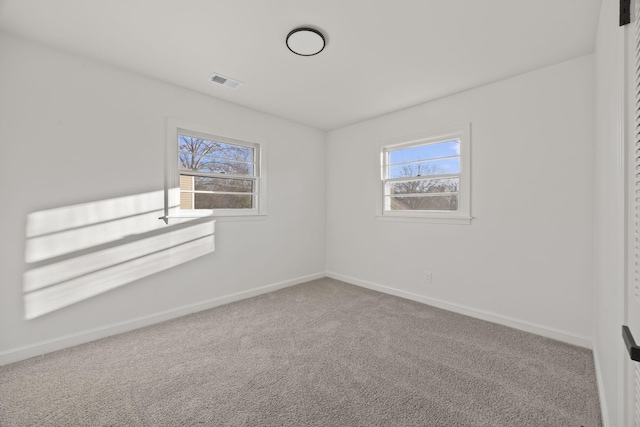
326, 271, 593, 349
0, 272, 325, 366
592, 344, 610, 427
1, 271, 594, 366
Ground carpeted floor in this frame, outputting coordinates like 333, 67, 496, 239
0, 278, 602, 426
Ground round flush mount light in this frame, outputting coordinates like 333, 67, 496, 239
286, 27, 325, 56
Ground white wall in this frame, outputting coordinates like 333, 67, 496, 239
326, 55, 595, 345
593, 0, 626, 425
0, 33, 326, 360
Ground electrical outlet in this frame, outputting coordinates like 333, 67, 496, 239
423, 271, 432, 285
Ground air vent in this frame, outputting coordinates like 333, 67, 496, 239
210, 73, 243, 89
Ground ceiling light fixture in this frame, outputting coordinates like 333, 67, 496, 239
286, 28, 325, 56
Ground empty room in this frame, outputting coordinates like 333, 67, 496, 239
0, 0, 635, 425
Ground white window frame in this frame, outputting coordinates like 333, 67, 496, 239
165, 117, 267, 222
377, 123, 471, 224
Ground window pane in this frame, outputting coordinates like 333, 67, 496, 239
388, 157, 460, 178
201, 159, 253, 175
213, 141, 254, 162
193, 177, 253, 193
389, 139, 459, 164
180, 174, 194, 191
180, 192, 193, 210
179, 135, 253, 162
179, 155, 253, 176
194, 193, 253, 209
387, 195, 458, 211
388, 178, 458, 195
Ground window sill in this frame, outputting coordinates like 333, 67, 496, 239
212, 214, 268, 222
376, 214, 472, 225
160, 214, 267, 224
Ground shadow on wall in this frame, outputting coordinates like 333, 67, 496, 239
22, 190, 215, 320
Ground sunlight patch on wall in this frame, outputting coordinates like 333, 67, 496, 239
23, 192, 215, 319
25, 191, 167, 263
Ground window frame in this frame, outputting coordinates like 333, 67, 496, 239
165, 117, 267, 222
377, 123, 471, 224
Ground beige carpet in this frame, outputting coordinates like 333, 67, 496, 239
0, 278, 602, 426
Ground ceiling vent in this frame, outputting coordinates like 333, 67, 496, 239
210, 73, 243, 89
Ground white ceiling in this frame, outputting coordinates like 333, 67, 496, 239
0, 0, 602, 131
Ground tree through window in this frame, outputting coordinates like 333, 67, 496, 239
178, 135, 257, 210
380, 124, 470, 223
165, 118, 267, 221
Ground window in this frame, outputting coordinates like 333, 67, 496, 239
166, 118, 267, 220
379, 123, 470, 223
